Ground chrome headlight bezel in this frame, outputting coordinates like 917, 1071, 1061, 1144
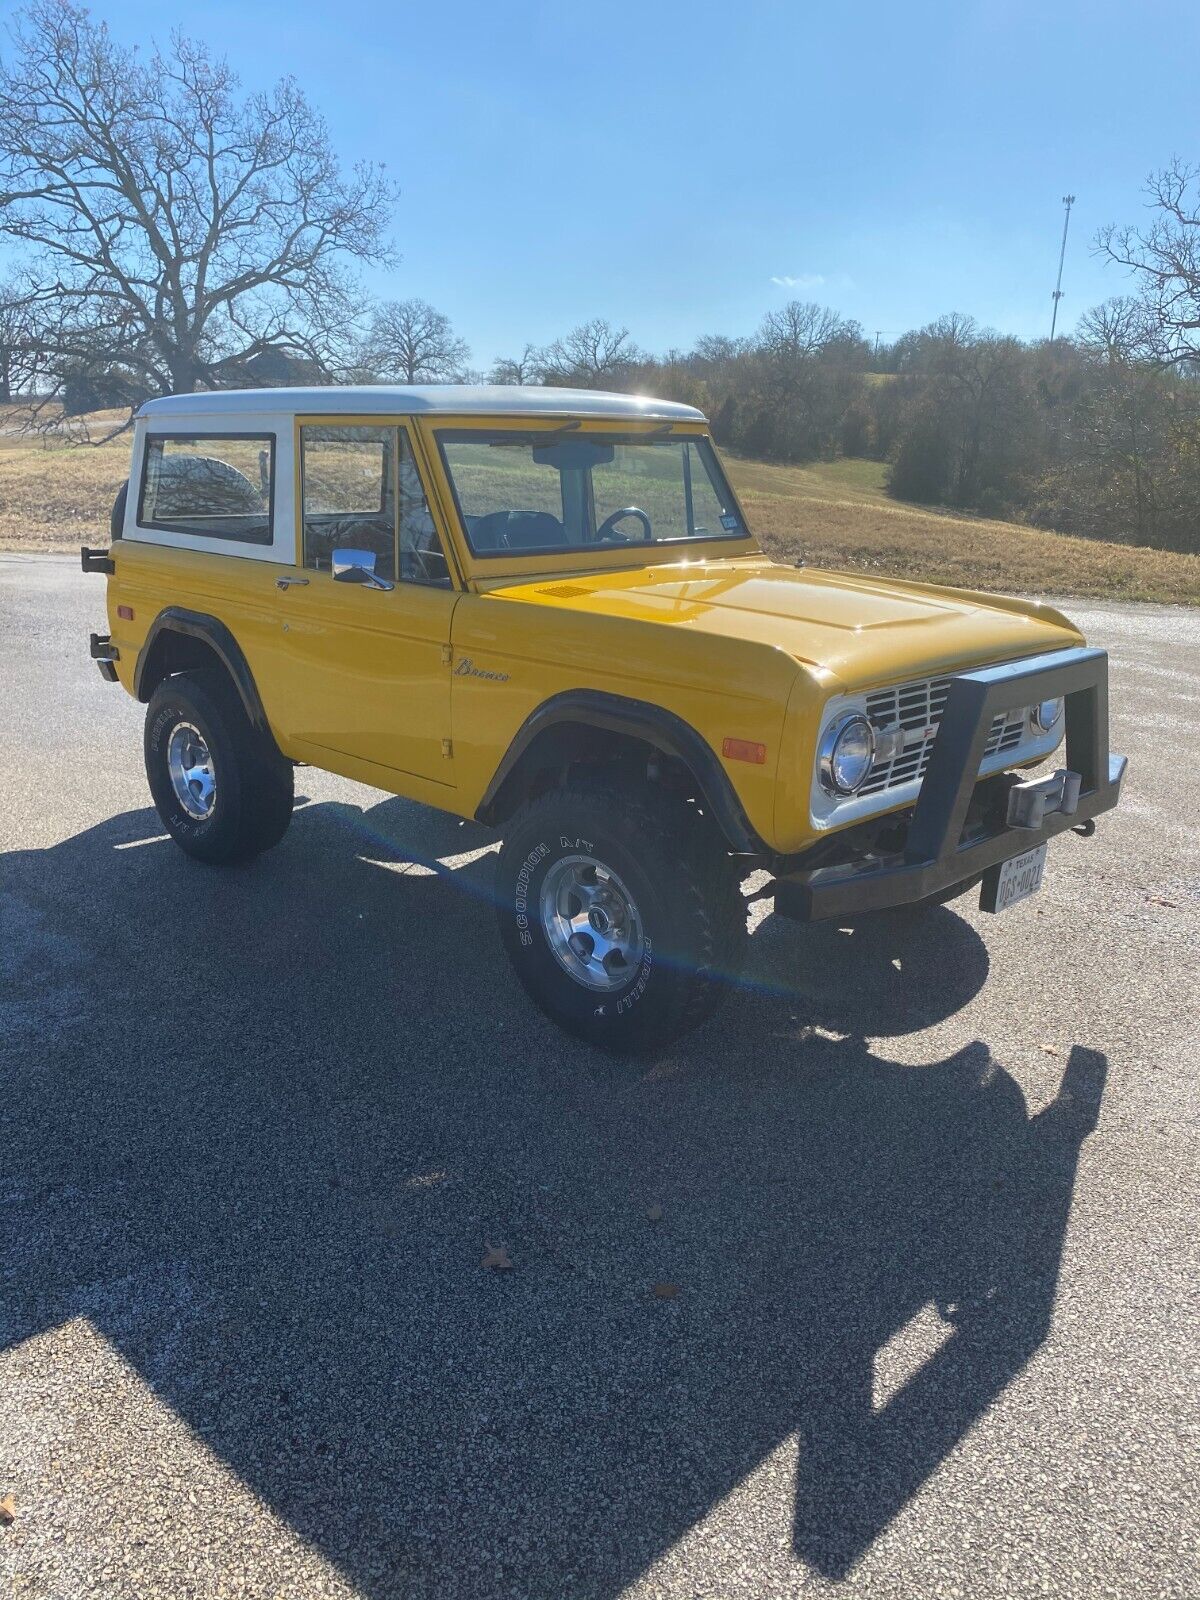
1031, 696, 1064, 733
818, 712, 876, 796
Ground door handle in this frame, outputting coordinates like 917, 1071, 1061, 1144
276, 575, 309, 590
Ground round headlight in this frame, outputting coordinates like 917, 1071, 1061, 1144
819, 713, 876, 795
1032, 697, 1064, 732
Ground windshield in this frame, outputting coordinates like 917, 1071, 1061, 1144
436, 430, 746, 558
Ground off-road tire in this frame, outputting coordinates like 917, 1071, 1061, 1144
495, 782, 746, 1052
145, 668, 294, 865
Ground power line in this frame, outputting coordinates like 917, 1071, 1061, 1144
1049, 194, 1075, 341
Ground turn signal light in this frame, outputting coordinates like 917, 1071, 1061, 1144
722, 737, 767, 765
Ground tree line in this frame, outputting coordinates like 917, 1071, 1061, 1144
1, 2, 1198, 555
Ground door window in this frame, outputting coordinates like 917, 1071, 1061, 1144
301, 425, 395, 578
300, 425, 451, 588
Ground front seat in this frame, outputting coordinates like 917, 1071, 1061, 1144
471, 510, 565, 551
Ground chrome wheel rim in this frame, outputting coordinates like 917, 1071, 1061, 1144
540, 853, 645, 992
166, 720, 216, 820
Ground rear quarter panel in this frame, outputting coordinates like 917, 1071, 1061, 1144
106, 412, 299, 752
106, 540, 296, 753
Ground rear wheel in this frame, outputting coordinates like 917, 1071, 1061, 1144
144, 669, 293, 864
495, 782, 746, 1052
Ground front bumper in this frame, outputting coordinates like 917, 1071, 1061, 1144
773, 645, 1127, 922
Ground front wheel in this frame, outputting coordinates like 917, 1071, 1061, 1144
144, 668, 294, 864
494, 783, 746, 1052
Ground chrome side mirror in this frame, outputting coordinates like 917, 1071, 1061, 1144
331, 547, 394, 591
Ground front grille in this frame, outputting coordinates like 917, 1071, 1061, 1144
859, 676, 1026, 798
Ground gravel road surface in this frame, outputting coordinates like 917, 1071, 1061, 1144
2, 556, 1197, 1599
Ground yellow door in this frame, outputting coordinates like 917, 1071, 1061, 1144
278, 419, 458, 786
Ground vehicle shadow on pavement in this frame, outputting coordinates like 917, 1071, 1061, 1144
1, 797, 1107, 1596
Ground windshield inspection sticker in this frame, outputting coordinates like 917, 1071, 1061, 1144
721, 514, 740, 530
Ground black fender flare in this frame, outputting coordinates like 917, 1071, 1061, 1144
134, 607, 281, 756
476, 688, 768, 855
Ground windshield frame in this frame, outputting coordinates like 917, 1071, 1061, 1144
432, 423, 752, 564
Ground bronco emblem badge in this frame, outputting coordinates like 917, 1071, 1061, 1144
454, 656, 510, 683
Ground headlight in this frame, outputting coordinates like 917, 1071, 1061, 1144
819, 713, 876, 795
1032, 696, 1064, 732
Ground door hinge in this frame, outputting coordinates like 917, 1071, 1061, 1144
441, 644, 453, 666
441, 738, 453, 759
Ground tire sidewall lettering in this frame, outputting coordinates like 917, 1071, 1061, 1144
614, 937, 653, 1014
513, 841, 550, 947
150, 705, 181, 747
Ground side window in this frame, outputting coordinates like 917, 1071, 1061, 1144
397, 430, 451, 589
686, 441, 729, 536
301, 425, 395, 578
139, 433, 274, 544
300, 424, 451, 587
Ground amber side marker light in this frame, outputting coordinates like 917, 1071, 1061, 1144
722, 737, 767, 765
117, 604, 134, 621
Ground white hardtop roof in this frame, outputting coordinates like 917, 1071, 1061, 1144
136, 384, 706, 423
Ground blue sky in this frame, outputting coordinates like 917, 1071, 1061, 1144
19, 0, 1200, 366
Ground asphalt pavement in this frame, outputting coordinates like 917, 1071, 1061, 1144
1, 555, 1197, 1599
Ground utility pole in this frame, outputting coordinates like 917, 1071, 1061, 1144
1049, 193, 1075, 341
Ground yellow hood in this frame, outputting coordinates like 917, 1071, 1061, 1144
488, 558, 1083, 690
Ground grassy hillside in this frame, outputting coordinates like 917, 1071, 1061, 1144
728, 455, 1200, 605
1, 416, 1196, 603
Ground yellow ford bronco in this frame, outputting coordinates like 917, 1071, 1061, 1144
84, 386, 1126, 1049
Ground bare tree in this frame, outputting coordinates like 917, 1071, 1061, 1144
1098, 160, 1200, 366
1076, 297, 1155, 364
1069, 298, 1171, 545
880, 316, 1017, 505
758, 301, 857, 365
535, 319, 641, 387
892, 312, 978, 374
364, 297, 470, 383
489, 342, 541, 385
0, 272, 42, 399
0, 0, 395, 426
747, 301, 868, 458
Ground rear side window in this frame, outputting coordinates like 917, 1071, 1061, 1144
139, 433, 274, 544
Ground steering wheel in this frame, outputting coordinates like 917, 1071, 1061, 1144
405, 535, 446, 586
595, 506, 651, 543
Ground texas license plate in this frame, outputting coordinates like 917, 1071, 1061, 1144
982, 843, 1048, 913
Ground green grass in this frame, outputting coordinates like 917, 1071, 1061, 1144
727, 455, 891, 505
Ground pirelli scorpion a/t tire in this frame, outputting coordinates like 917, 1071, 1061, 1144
144, 668, 294, 865
495, 783, 746, 1052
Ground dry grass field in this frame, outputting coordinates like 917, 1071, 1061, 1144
0, 410, 132, 552
2, 411, 1197, 603
731, 456, 1200, 605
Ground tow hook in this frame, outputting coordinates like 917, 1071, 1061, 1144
1007, 768, 1082, 829
1072, 818, 1097, 839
